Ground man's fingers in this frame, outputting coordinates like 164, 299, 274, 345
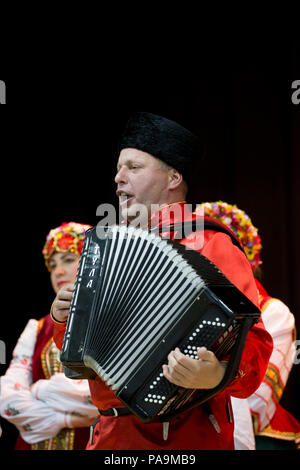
56, 299, 72, 310
166, 356, 190, 381
162, 364, 186, 386
168, 348, 193, 370
196, 347, 215, 362
57, 284, 74, 300
58, 291, 73, 302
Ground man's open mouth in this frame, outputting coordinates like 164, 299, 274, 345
118, 192, 134, 207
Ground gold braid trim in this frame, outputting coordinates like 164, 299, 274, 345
256, 424, 300, 443
30, 338, 75, 450
264, 363, 284, 403
31, 429, 75, 450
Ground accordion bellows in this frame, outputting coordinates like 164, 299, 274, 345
61, 225, 260, 422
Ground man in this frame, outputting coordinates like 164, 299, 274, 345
51, 112, 273, 450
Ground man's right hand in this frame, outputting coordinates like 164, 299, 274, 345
51, 283, 74, 323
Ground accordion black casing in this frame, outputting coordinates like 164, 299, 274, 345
60, 225, 260, 423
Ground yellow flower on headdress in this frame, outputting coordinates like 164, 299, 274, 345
196, 201, 262, 269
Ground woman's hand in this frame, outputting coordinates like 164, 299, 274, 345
162, 347, 227, 389
69, 413, 97, 429
50, 283, 74, 323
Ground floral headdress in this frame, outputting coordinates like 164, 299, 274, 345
42, 221, 92, 271
196, 201, 262, 269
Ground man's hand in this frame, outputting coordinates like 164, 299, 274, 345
162, 347, 226, 389
51, 283, 74, 323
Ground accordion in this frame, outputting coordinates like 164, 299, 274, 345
61, 225, 260, 422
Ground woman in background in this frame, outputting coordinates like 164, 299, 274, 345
197, 202, 300, 450
0, 222, 99, 450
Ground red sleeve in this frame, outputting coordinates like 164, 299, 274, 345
200, 232, 273, 398
53, 322, 67, 351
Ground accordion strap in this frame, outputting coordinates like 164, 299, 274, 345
98, 407, 132, 417
153, 217, 245, 254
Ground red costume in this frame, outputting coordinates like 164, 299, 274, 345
53, 203, 273, 450
250, 280, 300, 447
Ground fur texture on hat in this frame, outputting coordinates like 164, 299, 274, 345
119, 112, 203, 183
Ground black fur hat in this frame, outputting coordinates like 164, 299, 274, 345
119, 112, 203, 184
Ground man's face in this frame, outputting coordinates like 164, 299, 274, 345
115, 148, 170, 225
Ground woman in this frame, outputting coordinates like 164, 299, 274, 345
0, 222, 99, 450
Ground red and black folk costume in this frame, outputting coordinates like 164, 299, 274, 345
53, 203, 273, 450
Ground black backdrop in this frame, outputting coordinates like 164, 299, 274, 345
0, 39, 299, 449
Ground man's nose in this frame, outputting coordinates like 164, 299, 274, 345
115, 166, 128, 184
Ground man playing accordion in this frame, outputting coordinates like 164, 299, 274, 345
51, 112, 273, 450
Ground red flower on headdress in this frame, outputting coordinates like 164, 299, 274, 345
57, 234, 75, 250
42, 222, 92, 271
77, 240, 84, 254
45, 239, 54, 256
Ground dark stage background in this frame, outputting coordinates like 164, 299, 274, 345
0, 40, 299, 449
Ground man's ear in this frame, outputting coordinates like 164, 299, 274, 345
168, 168, 183, 190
